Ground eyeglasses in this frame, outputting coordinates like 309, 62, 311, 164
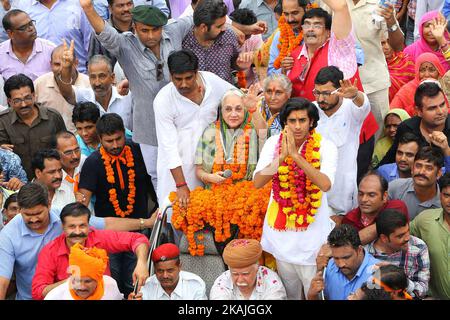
156, 62, 163, 81
10, 95, 33, 105
62, 147, 81, 157
14, 20, 35, 32
302, 24, 325, 30
312, 89, 336, 98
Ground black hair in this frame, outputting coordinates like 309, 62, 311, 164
301, 7, 332, 30
360, 283, 393, 300
168, 49, 199, 74
2, 9, 26, 31
3, 193, 18, 210
438, 172, 450, 190
274, 0, 283, 15
328, 224, 361, 249
414, 145, 444, 169
360, 170, 389, 194
72, 102, 101, 125
229, 8, 257, 25
31, 149, 61, 173
96, 113, 125, 137
279, 97, 319, 129
193, 0, 228, 29
375, 264, 409, 294
398, 132, 420, 147
314, 66, 344, 89
17, 182, 49, 208
376, 209, 408, 238
60, 202, 91, 224
414, 82, 444, 110
4, 73, 34, 98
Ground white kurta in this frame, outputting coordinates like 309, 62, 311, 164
44, 275, 124, 300
154, 71, 235, 200
314, 95, 370, 214
253, 134, 338, 266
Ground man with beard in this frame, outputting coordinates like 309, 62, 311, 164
154, 49, 234, 204
267, 0, 309, 76
0, 74, 67, 180
312, 66, 369, 217
32, 202, 149, 300
365, 209, 430, 299
55, 131, 88, 206
377, 133, 421, 183
129, 243, 207, 300
57, 41, 133, 131
78, 113, 157, 297
0, 9, 55, 81
307, 224, 380, 300
410, 172, 450, 299
378, 82, 450, 166
182, 0, 253, 84
388, 146, 444, 221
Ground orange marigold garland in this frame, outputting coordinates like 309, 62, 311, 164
170, 181, 271, 256
100, 146, 136, 218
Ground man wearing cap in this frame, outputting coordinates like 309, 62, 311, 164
45, 243, 123, 300
78, 0, 266, 196
129, 243, 207, 300
210, 239, 287, 300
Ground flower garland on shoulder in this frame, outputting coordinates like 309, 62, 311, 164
273, 2, 319, 70
211, 120, 252, 185
100, 146, 136, 218
268, 130, 322, 231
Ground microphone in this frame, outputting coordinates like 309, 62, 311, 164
222, 169, 233, 178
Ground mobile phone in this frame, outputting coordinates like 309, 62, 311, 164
133, 281, 139, 297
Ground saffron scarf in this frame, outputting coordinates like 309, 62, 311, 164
387, 51, 415, 102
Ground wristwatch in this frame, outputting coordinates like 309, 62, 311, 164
139, 218, 145, 230
388, 23, 399, 32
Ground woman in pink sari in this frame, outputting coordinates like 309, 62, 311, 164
390, 52, 446, 116
403, 10, 450, 71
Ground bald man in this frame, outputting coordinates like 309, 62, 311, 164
34, 45, 91, 132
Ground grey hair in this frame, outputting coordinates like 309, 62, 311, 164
262, 74, 292, 96
88, 54, 113, 73
220, 88, 244, 107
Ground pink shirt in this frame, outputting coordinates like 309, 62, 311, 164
0, 38, 55, 81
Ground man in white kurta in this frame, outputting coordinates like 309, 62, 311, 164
253, 133, 337, 300
154, 70, 234, 201
312, 67, 370, 216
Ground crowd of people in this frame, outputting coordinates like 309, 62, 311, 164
0, 0, 448, 301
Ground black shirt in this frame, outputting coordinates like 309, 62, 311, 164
377, 116, 450, 167
79, 141, 155, 219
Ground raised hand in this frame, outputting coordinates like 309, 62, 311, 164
79, 0, 93, 9
285, 127, 299, 158
336, 79, 359, 99
378, 3, 396, 27
236, 52, 254, 70
430, 14, 448, 45
242, 83, 261, 113
429, 131, 450, 155
62, 39, 75, 69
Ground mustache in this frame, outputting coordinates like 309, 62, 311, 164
306, 32, 316, 37
68, 232, 87, 238
70, 158, 80, 163
52, 178, 62, 183
414, 174, 428, 180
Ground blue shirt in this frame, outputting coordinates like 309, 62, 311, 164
0, 149, 28, 183
378, 156, 450, 183
18, 0, 93, 74
324, 249, 380, 300
443, 0, 450, 18
0, 209, 105, 300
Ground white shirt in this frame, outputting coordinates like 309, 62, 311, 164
314, 95, 370, 214
154, 71, 235, 200
74, 86, 133, 131
253, 134, 337, 265
141, 271, 207, 300
44, 275, 124, 300
210, 266, 287, 300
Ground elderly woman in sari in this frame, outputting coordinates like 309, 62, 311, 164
390, 52, 446, 116
381, 33, 415, 103
404, 11, 450, 71
256, 74, 292, 138
195, 89, 260, 188
372, 108, 411, 168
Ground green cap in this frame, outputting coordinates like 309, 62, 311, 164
131, 5, 168, 27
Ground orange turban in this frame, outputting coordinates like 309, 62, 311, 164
68, 243, 109, 300
223, 239, 262, 268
